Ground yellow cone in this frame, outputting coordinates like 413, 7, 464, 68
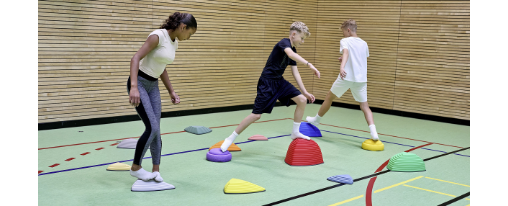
224, 178, 265, 194
362, 139, 384, 151
106, 162, 131, 171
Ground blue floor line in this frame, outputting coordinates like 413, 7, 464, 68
39, 130, 468, 177
38, 134, 290, 176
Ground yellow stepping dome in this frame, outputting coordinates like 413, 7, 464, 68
224, 178, 265, 194
361, 139, 384, 151
209, 140, 241, 151
106, 162, 131, 171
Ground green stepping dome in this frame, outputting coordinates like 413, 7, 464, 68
184, 126, 212, 135
387, 152, 426, 172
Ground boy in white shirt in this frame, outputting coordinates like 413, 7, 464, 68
306, 19, 379, 141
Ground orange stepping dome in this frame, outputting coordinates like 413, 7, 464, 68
209, 140, 241, 151
285, 139, 324, 166
248, 135, 268, 141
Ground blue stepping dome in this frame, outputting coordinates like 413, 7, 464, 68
184, 126, 212, 135
299, 122, 322, 137
327, 174, 353, 185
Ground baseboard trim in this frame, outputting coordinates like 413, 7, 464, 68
38, 100, 469, 130
311, 100, 469, 126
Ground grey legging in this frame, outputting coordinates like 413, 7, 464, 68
127, 75, 162, 165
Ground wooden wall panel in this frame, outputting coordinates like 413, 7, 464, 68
38, 0, 469, 124
393, 1, 470, 120
38, 0, 318, 123
39, 0, 154, 123
314, 1, 402, 110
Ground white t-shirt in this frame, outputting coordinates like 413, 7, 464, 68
339, 37, 369, 82
139, 29, 178, 78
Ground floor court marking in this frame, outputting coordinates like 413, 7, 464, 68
320, 130, 469, 157
318, 122, 463, 148
38, 130, 469, 174
425, 177, 470, 187
437, 192, 470, 206
329, 176, 470, 206
39, 126, 470, 175
365, 143, 434, 206
329, 176, 424, 206
39, 117, 463, 151
38, 134, 291, 176
403, 184, 462, 198
262, 147, 470, 206
38, 118, 292, 150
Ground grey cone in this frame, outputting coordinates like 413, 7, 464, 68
184, 126, 212, 135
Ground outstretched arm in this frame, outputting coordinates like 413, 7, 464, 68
284, 48, 320, 78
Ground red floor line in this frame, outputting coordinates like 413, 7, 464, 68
95, 147, 104, 150
39, 138, 136, 150
39, 118, 293, 150
49, 164, 60, 168
110, 143, 119, 146
38, 170, 43, 174
365, 143, 434, 206
160, 131, 186, 135
80, 152, 90, 156
318, 123, 463, 148
65, 158, 75, 161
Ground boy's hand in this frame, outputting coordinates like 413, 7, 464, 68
340, 68, 347, 80
303, 92, 316, 103
338, 56, 342, 62
308, 63, 320, 78
170, 92, 180, 104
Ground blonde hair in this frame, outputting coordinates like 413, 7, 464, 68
341, 19, 357, 32
290, 21, 311, 37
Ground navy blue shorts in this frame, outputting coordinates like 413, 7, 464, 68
252, 77, 302, 114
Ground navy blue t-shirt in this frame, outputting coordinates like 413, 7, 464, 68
260, 38, 297, 79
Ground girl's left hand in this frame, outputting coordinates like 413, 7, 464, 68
170, 92, 180, 104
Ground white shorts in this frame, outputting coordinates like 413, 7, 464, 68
330, 78, 367, 102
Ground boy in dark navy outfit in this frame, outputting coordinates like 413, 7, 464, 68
220, 22, 321, 152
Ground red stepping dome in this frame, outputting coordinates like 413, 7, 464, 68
284, 139, 324, 166
248, 135, 268, 141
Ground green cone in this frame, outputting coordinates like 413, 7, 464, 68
387, 152, 426, 172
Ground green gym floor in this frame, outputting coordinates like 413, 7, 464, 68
38, 104, 470, 206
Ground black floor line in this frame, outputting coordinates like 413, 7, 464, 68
437, 192, 470, 206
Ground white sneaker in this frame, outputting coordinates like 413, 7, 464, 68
306, 116, 320, 126
291, 132, 311, 140
153, 171, 164, 182
130, 168, 157, 181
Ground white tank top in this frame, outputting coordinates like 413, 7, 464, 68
139, 29, 178, 78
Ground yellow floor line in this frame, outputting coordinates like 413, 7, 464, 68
403, 184, 457, 197
328, 195, 364, 206
374, 176, 424, 193
425, 177, 470, 187
329, 176, 424, 206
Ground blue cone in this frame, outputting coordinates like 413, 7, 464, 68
300, 122, 322, 137
327, 174, 353, 185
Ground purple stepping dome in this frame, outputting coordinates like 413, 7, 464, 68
206, 148, 232, 162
